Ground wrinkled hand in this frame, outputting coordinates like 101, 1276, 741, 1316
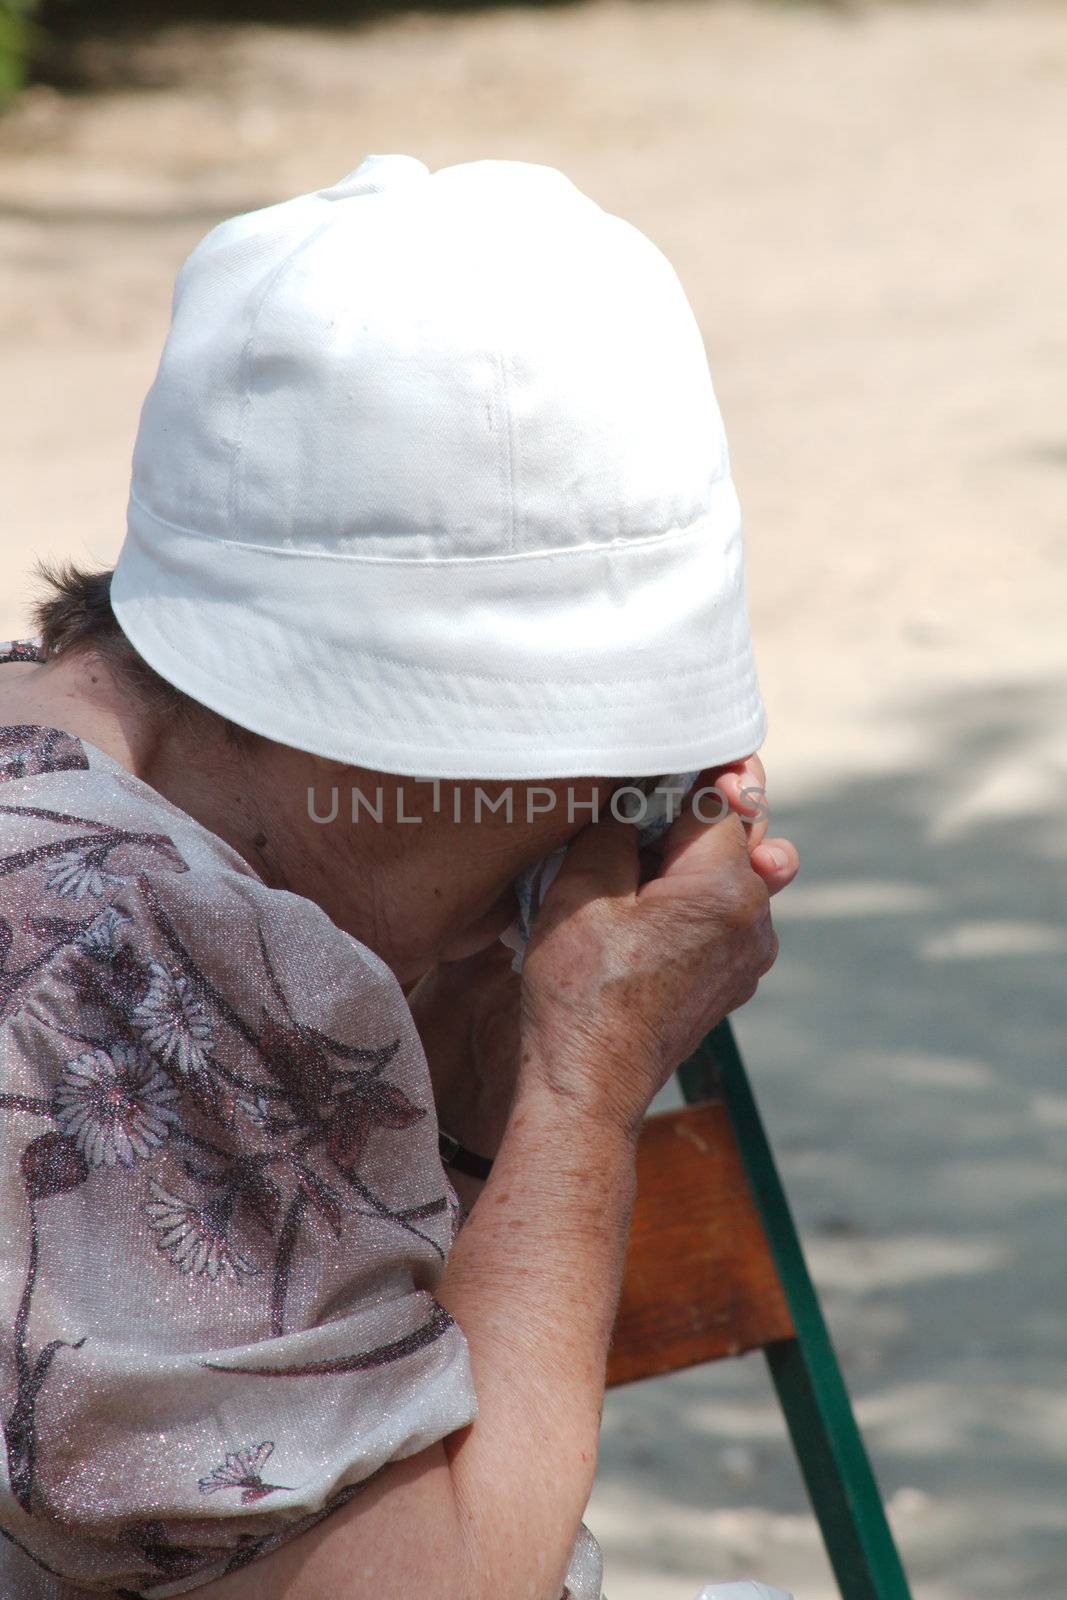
409, 761, 799, 1161
520, 764, 799, 1136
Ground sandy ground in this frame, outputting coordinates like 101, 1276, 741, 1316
2, 1, 1066, 1594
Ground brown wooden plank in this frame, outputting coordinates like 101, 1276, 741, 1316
606, 1102, 794, 1388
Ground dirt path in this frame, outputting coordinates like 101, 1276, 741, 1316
2, 3, 1065, 1594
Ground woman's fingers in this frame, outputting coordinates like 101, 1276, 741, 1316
749, 836, 799, 896
712, 762, 770, 851
712, 753, 766, 793
598, 757, 785, 893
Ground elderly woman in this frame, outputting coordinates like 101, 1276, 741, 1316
0, 156, 797, 1600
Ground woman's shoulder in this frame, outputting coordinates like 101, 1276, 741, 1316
0, 715, 447, 1329
0, 722, 425, 1171
0, 789, 452, 1314
0, 716, 472, 1599
0, 714, 401, 1002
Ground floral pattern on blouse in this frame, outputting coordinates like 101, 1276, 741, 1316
0, 725, 88, 787
51, 1043, 181, 1169
0, 640, 604, 1600
197, 1442, 292, 1505
0, 702, 479, 1597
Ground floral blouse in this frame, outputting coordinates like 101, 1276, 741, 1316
0, 646, 603, 1598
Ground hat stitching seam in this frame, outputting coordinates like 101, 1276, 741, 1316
271, 683, 766, 725
226, 714, 768, 757
494, 347, 516, 558
227, 217, 339, 542
126, 486, 734, 570
288, 730, 767, 759
129, 640, 764, 743
134, 595, 760, 696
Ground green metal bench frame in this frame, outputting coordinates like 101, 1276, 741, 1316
677, 1019, 913, 1600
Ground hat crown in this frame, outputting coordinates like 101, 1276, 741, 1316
114, 155, 764, 781
130, 154, 728, 566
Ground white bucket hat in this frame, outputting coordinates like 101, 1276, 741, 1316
111, 153, 766, 780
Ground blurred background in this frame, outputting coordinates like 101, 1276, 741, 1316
2, 1, 1066, 1595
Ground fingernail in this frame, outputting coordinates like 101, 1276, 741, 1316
767, 847, 788, 870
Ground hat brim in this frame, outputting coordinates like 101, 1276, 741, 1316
112, 476, 765, 781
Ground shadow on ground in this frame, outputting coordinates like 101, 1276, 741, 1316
592, 676, 1067, 1596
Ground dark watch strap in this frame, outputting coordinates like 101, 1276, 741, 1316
439, 1129, 494, 1181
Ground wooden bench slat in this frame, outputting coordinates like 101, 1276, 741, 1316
606, 1102, 794, 1388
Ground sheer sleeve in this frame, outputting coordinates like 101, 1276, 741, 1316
0, 768, 476, 1597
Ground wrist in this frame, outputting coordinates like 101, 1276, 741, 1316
511, 1048, 645, 1156
515, 1030, 654, 1148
